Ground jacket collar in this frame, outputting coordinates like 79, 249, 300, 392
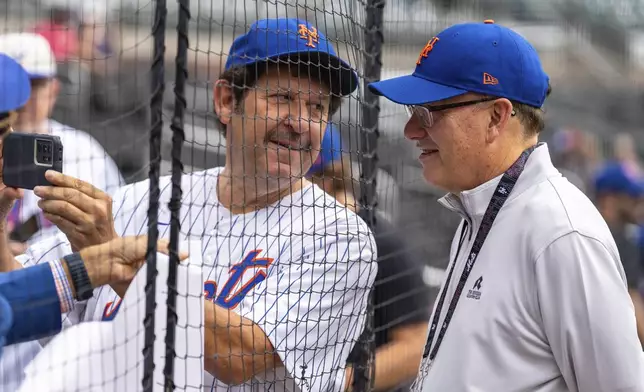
439, 143, 560, 223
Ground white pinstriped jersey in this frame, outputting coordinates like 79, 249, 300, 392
13, 167, 377, 391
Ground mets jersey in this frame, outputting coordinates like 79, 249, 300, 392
11, 167, 377, 391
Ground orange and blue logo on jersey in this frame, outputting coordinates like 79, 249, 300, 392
203, 249, 274, 309
102, 298, 123, 320
101, 249, 274, 321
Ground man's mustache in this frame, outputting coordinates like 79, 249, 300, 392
265, 128, 312, 151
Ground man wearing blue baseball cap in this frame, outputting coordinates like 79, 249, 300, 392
369, 20, 644, 391
205, 18, 373, 391
213, 18, 357, 176
594, 162, 644, 346
7, 18, 376, 392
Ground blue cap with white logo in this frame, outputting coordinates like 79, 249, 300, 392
225, 18, 359, 96
368, 20, 550, 107
0, 53, 30, 113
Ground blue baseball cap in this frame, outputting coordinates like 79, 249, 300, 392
308, 124, 343, 175
0, 53, 30, 113
368, 20, 550, 107
225, 18, 359, 96
594, 162, 644, 198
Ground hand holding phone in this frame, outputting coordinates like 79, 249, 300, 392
2, 132, 63, 190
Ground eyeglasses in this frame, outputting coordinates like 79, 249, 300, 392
405, 97, 515, 129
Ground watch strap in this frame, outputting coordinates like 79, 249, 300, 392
63, 252, 94, 301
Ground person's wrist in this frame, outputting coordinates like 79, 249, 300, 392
62, 252, 95, 301
0, 223, 14, 258
0, 220, 9, 236
58, 259, 77, 300
107, 227, 119, 243
78, 246, 103, 289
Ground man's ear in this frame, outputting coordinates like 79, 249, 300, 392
213, 79, 234, 126
486, 98, 513, 143
52, 78, 61, 95
49, 79, 61, 109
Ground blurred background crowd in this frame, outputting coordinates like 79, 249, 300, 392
1, 0, 644, 390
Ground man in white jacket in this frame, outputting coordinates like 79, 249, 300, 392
368, 19, 644, 392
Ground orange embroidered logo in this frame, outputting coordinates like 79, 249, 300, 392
417, 37, 440, 65
483, 73, 499, 85
298, 24, 319, 48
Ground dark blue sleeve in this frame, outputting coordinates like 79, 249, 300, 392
0, 294, 13, 359
0, 263, 62, 346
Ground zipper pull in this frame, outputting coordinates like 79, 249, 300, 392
460, 218, 473, 242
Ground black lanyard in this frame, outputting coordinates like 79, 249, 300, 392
422, 143, 540, 361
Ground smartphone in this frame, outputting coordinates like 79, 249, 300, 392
9, 214, 40, 243
2, 132, 63, 190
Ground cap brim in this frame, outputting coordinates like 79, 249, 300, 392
629, 183, 644, 198
0, 55, 30, 113
273, 51, 359, 97
27, 72, 56, 79
232, 51, 359, 97
368, 74, 468, 105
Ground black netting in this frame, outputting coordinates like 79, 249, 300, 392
0, 0, 642, 391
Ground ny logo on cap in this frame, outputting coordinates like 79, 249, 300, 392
417, 37, 439, 65
298, 24, 319, 48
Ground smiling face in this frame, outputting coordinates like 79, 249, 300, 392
403, 94, 492, 192
216, 64, 331, 188
403, 93, 519, 193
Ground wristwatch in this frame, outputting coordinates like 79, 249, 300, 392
63, 253, 94, 301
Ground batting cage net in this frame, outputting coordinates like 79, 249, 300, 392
0, 0, 642, 391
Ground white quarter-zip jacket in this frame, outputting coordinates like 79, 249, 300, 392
414, 144, 644, 392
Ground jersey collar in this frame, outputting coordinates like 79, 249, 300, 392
439, 143, 559, 221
